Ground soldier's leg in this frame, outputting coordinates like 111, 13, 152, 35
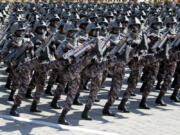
82, 72, 103, 120
8, 69, 19, 101
103, 67, 125, 116
58, 77, 80, 125
156, 62, 177, 106
140, 63, 160, 109
45, 69, 58, 96
140, 66, 149, 92
156, 62, 165, 90
118, 68, 140, 113
79, 70, 90, 90
101, 70, 108, 88
5, 71, 12, 89
30, 71, 47, 112
25, 71, 37, 99
51, 78, 67, 109
170, 73, 180, 102
10, 68, 31, 117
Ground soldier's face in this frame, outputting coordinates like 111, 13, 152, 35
152, 23, 161, 30
50, 20, 58, 27
130, 24, 140, 35
68, 31, 77, 38
112, 28, 119, 34
91, 29, 99, 37
37, 27, 46, 34
15, 30, 25, 37
167, 23, 176, 29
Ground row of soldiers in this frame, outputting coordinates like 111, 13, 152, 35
0, 1, 180, 125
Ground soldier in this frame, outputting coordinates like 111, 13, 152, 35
139, 16, 163, 109
102, 21, 128, 116
9, 20, 58, 116
80, 23, 115, 120
155, 16, 180, 106
57, 22, 99, 125
117, 17, 166, 113
45, 21, 66, 96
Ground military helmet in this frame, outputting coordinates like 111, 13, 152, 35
98, 17, 108, 26
128, 17, 141, 27
164, 16, 177, 25
57, 21, 65, 30
108, 21, 119, 31
63, 21, 78, 33
69, 13, 80, 21
150, 16, 162, 26
86, 22, 101, 34
49, 14, 60, 22
79, 17, 90, 26
34, 20, 47, 31
10, 22, 25, 35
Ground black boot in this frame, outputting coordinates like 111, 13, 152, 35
95, 96, 100, 102
58, 109, 70, 125
171, 79, 176, 88
10, 105, 19, 117
139, 97, 150, 109
30, 101, 42, 112
81, 106, 92, 120
64, 84, 69, 94
8, 90, 15, 101
170, 89, 180, 102
45, 85, 53, 96
5, 77, 11, 89
83, 85, 89, 90
25, 88, 33, 99
130, 92, 136, 96
51, 97, 62, 109
102, 103, 115, 116
118, 98, 129, 113
140, 82, 146, 93
73, 93, 83, 105
156, 81, 161, 90
155, 93, 167, 106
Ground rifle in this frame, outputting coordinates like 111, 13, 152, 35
107, 36, 128, 57
98, 34, 111, 56
151, 32, 168, 51
0, 24, 11, 47
34, 33, 55, 56
63, 39, 94, 60
73, 39, 95, 58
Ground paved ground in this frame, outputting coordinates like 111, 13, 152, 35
0, 64, 180, 135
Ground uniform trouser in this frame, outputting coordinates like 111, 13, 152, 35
79, 69, 91, 90
141, 62, 160, 98
59, 54, 94, 112
84, 61, 109, 110
14, 59, 66, 106
101, 70, 108, 87
63, 76, 81, 111
14, 58, 40, 106
85, 71, 103, 110
53, 76, 67, 100
28, 71, 37, 90
106, 65, 125, 105
159, 51, 180, 95
47, 69, 59, 87
11, 68, 19, 92
33, 70, 48, 104
122, 55, 159, 100
174, 73, 180, 89
157, 62, 165, 84
123, 67, 141, 99
159, 61, 177, 96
